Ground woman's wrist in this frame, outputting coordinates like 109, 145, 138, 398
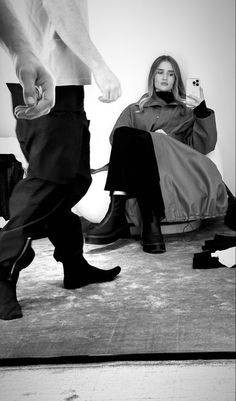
194, 100, 210, 118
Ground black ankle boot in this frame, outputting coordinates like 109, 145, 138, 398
63, 254, 121, 289
137, 198, 166, 254
85, 195, 130, 244
141, 218, 166, 253
0, 238, 34, 320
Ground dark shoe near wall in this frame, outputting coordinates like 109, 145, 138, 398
85, 195, 130, 244
202, 234, 236, 252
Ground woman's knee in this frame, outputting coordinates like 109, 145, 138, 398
113, 126, 150, 143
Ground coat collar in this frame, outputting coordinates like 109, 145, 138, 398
141, 92, 179, 108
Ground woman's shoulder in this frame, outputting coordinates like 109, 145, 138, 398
121, 102, 140, 114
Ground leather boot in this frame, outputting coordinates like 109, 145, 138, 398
137, 197, 166, 254
63, 253, 121, 289
0, 238, 35, 320
85, 195, 130, 244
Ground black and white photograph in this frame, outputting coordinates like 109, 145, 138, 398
0, 0, 235, 400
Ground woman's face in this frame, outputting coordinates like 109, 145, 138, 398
154, 60, 175, 92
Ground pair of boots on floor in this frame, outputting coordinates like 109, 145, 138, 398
85, 194, 166, 254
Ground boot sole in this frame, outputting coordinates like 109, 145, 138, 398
142, 242, 166, 254
64, 266, 121, 289
85, 227, 130, 245
10, 237, 35, 283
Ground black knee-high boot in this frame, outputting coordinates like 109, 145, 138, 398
85, 194, 130, 244
137, 197, 166, 254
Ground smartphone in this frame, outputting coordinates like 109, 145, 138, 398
186, 78, 201, 99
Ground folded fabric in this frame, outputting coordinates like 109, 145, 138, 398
202, 234, 236, 252
193, 250, 226, 269
212, 248, 236, 268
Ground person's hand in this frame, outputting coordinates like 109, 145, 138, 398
186, 86, 204, 108
13, 52, 55, 119
92, 64, 121, 103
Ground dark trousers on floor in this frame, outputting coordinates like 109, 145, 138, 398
105, 126, 165, 220
0, 85, 91, 276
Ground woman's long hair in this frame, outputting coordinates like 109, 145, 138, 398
138, 55, 186, 111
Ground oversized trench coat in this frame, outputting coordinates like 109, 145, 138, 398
109, 95, 228, 224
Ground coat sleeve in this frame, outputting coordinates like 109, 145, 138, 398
109, 104, 134, 144
184, 109, 217, 155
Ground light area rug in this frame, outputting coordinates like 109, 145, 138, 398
0, 218, 235, 359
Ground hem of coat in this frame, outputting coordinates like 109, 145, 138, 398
161, 212, 226, 223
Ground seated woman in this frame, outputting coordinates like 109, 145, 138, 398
85, 55, 228, 253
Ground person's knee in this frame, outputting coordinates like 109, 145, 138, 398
113, 126, 130, 140
113, 126, 150, 142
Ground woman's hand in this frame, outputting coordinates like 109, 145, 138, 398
186, 86, 204, 108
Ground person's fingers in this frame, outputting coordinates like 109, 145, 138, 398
98, 96, 113, 103
98, 84, 121, 103
15, 106, 50, 120
186, 94, 198, 102
199, 87, 204, 101
25, 99, 52, 118
22, 84, 55, 118
118, 85, 122, 98
14, 66, 55, 119
14, 99, 51, 120
37, 69, 55, 109
19, 69, 38, 106
14, 105, 29, 119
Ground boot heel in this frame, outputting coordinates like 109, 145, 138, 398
142, 241, 166, 254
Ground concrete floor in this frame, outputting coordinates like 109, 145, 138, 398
0, 360, 235, 401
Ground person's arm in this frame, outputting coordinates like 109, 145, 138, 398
43, 0, 121, 103
193, 100, 210, 118
182, 86, 216, 154
0, 0, 55, 119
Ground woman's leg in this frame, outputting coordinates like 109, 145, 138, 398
85, 126, 165, 250
137, 196, 166, 253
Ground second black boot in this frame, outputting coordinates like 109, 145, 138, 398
85, 194, 130, 244
141, 217, 166, 254
137, 197, 166, 254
